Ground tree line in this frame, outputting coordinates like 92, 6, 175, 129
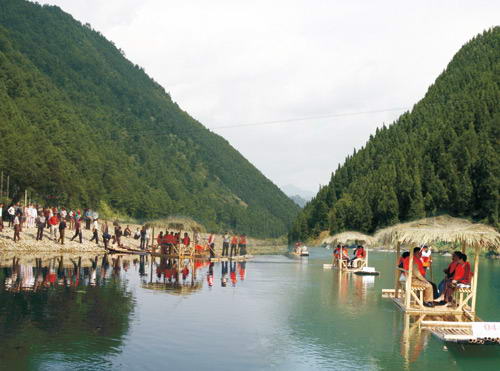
289, 27, 500, 242
0, 0, 299, 238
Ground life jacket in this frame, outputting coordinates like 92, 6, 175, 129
356, 248, 365, 258
183, 236, 190, 246
239, 236, 246, 245
460, 262, 472, 284
231, 236, 238, 245
403, 256, 426, 276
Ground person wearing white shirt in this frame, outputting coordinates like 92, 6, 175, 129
90, 219, 100, 244
7, 205, 15, 227
0, 203, 4, 232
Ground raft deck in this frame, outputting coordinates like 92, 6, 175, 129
421, 321, 500, 344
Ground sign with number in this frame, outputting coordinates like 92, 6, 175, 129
472, 322, 500, 338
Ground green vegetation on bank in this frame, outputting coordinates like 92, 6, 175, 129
289, 27, 500, 242
0, 0, 299, 237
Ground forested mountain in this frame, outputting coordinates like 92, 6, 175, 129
0, 0, 299, 237
289, 27, 499, 242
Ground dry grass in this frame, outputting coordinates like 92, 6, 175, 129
322, 231, 376, 247
374, 215, 500, 250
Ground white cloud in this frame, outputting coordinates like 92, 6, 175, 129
38, 0, 500, 193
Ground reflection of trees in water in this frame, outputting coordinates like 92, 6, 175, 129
0, 255, 134, 369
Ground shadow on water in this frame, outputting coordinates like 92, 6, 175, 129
0, 254, 134, 370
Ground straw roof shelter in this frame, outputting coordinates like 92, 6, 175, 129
380, 216, 499, 317
147, 217, 205, 232
323, 231, 376, 247
374, 215, 499, 250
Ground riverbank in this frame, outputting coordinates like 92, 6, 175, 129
0, 222, 287, 255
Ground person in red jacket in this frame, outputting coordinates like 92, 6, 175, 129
48, 214, 59, 240
435, 252, 471, 305
350, 245, 366, 268
238, 234, 247, 256
182, 233, 191, 252
230, 235, 238, 257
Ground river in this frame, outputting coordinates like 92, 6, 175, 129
0, 249, 499, 370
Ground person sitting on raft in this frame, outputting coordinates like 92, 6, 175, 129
124, 225, 132, 237
403, 247, 436, 307
437, 251, 460, 295
434, 252, 471, 306
398, 251, 410, 268
333, 244, 349, 265
350, 245, 366, 268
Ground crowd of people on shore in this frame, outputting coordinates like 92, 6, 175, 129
0, 202, 131, 248
0, 202, 249, 257
397, 246, 472, 308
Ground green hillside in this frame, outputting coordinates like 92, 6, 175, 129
289, 27, 500, 242
0, 0, 299, 237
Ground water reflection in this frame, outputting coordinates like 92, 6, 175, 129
0, 253, 135, 370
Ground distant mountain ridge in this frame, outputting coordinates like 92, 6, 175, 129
290, 195, 307, 208
289, 27, 500, 242
0, 0, 299, 237
281, 184, 315, 201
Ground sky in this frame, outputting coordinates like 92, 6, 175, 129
37, 0, 500, 198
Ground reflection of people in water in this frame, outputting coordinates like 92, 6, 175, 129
112, 256, 121, 277
139, 256, 146, 277
221, 261, 228, 287
182, 263, 189, 281
238, 262, 246, 281
230, 262, 237, 287
101, 254, 110, 282
207, 262, 214, 287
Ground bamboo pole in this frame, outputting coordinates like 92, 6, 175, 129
0, 171, 3, 197
151, 227, 155, 252
405, 246, 414, 309
394, 243, 401, 298
471, 246, 480, 313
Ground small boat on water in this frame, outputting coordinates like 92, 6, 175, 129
289, 243, 309, 257
354, 266, 380, 276
298, 246, 309, 256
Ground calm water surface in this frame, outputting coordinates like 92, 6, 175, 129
0, 250, 499, 370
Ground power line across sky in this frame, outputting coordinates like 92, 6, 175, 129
209, 106, 410, 130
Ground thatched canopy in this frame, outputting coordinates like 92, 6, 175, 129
374, 215, 500, 250
147, 217, 204, 232
323, 231, 376, 247
168, 222, 184, 230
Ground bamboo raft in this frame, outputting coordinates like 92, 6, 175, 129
105, 245, 149, 255
421, 321, 500, 344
